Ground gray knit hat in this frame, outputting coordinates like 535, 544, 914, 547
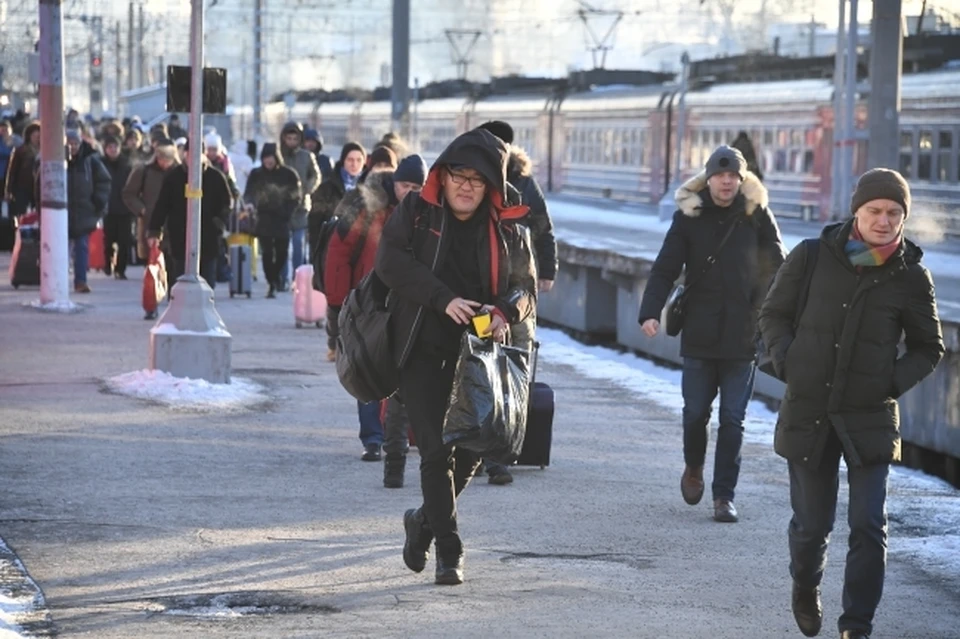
705, 145, 747, 180
851, 168, 911, 218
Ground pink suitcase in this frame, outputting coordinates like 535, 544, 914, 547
293, 264, 328, 328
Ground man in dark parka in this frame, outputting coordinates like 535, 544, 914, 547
758, 168, 943, 639
638, 145, 786, 523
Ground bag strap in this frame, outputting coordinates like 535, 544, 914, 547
682, 213, 744, 293
793, 239, 820, 328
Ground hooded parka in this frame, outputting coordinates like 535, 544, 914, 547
758, 220, 944, 469
506, 145, 557, 281
638, 171, 787, 360
66, 142, 111, 239
244, 147, 301, 239
375, 128, 537, 369
279, 121, 321, 230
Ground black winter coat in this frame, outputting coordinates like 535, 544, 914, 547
67, 143, 111, 239
375, 132, 537, 369
148, 162, 233, 262
308, 166, 347, 255
245, 165, 301, 239
102, 154, 133, 218
638, 171, 786, 360
507, 146, 557, 281
758, 220, 944, 468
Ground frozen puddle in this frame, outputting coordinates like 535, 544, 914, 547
142, 591, 339, 619
104, 369, 269, 412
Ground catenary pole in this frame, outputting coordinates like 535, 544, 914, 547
831, 0, 846, 220
38, 0, 70, 307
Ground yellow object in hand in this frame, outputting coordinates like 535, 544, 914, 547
472, 313, 492, 337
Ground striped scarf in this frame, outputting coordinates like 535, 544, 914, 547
845, 223, 901, 269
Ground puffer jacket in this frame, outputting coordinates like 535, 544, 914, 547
375, 128, 537, 368
279, 121, 321, 230
758, 220, 944, 469
507, 145, 557, 280
308, 165, 347, 257
66, 142, 111, 239
102, 154, 133, 217
638, 171, 786, 360
123, 156, 180, 259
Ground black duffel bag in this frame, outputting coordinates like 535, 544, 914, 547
335, 271, 399, 403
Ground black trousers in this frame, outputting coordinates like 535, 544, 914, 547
103, 215, 133, 275
260, 236, 289, 287
399, 349, 482, 558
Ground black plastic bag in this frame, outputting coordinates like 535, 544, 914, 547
442, 332, 531, 463
336, 271, 399, 403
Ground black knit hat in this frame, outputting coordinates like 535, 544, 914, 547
479, 120, 514, 145
705, 145, 747, 180
339, 141, 366, 165
394, 154, 427, 186
851, 168, 911, 218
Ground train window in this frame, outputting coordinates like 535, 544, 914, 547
775, 150, 787, 172
790, 149, 801, 173
918, 131, 933, 180
803, 150, 815, 174
899, 131, 913, 179
900, 131, 913, 151
777, 129, 788, 147
763, 129, 774, 146
939, 131, 953, 182
791, 130, 803, 146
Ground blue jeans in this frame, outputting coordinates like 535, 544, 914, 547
282, 227, 306, 284
71, 234, 90, 285
357, 400, 384, 447
681, 357, 755, 501
788, 430, 889, 636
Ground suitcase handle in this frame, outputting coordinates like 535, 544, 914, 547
529, 340, 541, 386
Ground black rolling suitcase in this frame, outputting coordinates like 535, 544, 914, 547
10, 221, 41, 289
517, 341, 555, 468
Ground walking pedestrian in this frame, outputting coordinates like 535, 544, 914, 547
375, 128, 536, 585
123, 140, 180, 275
758, 168, 944, 639
4, 121, 40, 219
244, 143, 301, 298
278, 122, 321, 290
65, 128, 111, 293
638, 145, 786, 523
303, 128, 334, 181
100, 136, 134, 279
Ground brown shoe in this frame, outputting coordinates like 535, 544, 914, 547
680, 465, 704, 505
714, 499, 739, 523
326, 348, 336, 362
74, 283, 91, 294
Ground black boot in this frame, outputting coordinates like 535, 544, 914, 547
266, 284, 276, 299
402, 508, 432, 573
383, 454, 406, 488
435, 538, 464, 586
792, 581, 823, 637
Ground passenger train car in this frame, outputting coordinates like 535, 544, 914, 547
223, 66, 960, 229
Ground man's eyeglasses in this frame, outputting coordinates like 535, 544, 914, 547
447, 171, 486, 190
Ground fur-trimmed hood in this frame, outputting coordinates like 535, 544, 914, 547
675, 170, 768, 217
357, 168, 394, 215
507, 144, 533, 178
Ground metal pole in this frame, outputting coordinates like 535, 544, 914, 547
185, 0, 203, 281
867, 0, 902, 171
38, 0, 70, 307
253, 0, 263, 140
138, 4, 145, 86
412, 77, 419, 152
127, 1, 134, 90
830, 0, 846, 220
841, 0, 859, 216
391, 0, 410, 136
674, 52, 690, 181
115, 20, 122, 113
149, 0, 233, 384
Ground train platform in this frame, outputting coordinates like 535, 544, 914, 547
1, 255, 959, 638
547, 194, 960, 322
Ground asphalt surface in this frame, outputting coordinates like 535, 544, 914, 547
0, 257, 958, 638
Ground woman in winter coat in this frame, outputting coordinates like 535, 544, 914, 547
122, 141, 180, 262
244, 143, 302, 298
307, 142, 366, 260
3, 121, 40, 218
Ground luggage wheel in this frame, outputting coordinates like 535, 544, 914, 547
315, 321, 322, 328
230, 292, 235, 298
295, 321, 303, 328
12, 283, 19, 290
246, 291, 251, 298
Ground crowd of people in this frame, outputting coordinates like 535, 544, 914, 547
1, 105, 946, 639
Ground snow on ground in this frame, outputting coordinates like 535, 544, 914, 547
538, 327, 960, 589
0, 538, 52, 638
104, 370, 269, 412
548, 198, 960, 280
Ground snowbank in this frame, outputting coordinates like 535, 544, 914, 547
26, 299, 83, 313
104, 369, 268, 412
0, 538, 52, 637
537, 327, 960, 588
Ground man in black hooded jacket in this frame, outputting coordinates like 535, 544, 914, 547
375, 128, 537, 586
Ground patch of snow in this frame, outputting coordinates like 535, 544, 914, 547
151, 323, 231, 337
161, 605, 276, 619
0, 538, 52, 637
25, 299, 83, 313
104, 369, 268, 411
537, 327, 960, 588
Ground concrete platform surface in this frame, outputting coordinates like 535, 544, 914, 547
0, 259, 958, 638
